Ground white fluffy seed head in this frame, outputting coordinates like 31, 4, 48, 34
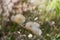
33, 22, 40, 28
25, 22, 33, 29
25, 22, 40, 29
31, 27, 42, 36
25, 22, 42, 36
11, 14, 25, 24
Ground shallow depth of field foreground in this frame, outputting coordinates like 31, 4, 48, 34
0, 0, 60, 40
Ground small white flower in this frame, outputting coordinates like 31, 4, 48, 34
46, 34, 50, 37
51, 21, 55, 25
34, 17, 38, 20
28, 34, 33, 38
17, 31, 20, 34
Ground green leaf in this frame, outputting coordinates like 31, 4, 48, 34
56, 34, 60, 40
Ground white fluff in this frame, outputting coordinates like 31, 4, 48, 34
25, 22, 42, 35
11, 14, 25, 24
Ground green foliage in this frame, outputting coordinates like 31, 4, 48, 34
56, 34, 60, 40
47, 0, 60, 11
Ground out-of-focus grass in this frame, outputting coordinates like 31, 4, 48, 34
0, 0, 60, 40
